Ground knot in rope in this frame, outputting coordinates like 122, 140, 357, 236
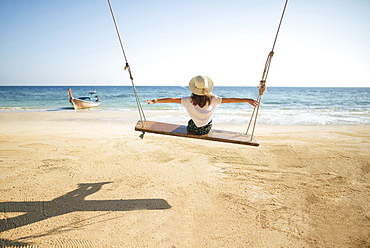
124, 63, 134, 80
258, 51, 274, 96
268, 51, 274, 58
258, 80, 267, 95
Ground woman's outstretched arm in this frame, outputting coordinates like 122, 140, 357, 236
221, 98, 259, 107
146, 98, 181, 104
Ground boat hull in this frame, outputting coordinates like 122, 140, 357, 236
68, 89, 100, 110
70, 98, 101, 109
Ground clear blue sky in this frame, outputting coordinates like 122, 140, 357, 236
1, 0, 369, 87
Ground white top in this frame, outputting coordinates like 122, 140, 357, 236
181, 95, 222, 127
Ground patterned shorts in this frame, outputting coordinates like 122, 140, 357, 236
187, 119, 212, 135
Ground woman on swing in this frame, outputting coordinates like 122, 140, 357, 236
146, 75, 259, 135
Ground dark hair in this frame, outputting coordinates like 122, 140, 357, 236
190, 93, 215, 108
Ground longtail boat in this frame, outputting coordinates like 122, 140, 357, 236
68, 89, 100, 109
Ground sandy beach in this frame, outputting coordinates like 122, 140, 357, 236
0, 111, 369, 247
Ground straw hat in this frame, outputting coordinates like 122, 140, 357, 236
188, 75, 214, 95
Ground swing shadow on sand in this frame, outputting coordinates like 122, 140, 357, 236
0, 182, 171, 246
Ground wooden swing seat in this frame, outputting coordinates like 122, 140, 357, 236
135, 121, 259, 147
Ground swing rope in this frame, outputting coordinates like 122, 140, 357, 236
107, 0, 147, 130
246, 0, 289, 139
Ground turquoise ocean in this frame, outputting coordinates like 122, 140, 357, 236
0, 86, 369, 125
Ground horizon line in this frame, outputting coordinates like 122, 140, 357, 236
0, 85, 369, 88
